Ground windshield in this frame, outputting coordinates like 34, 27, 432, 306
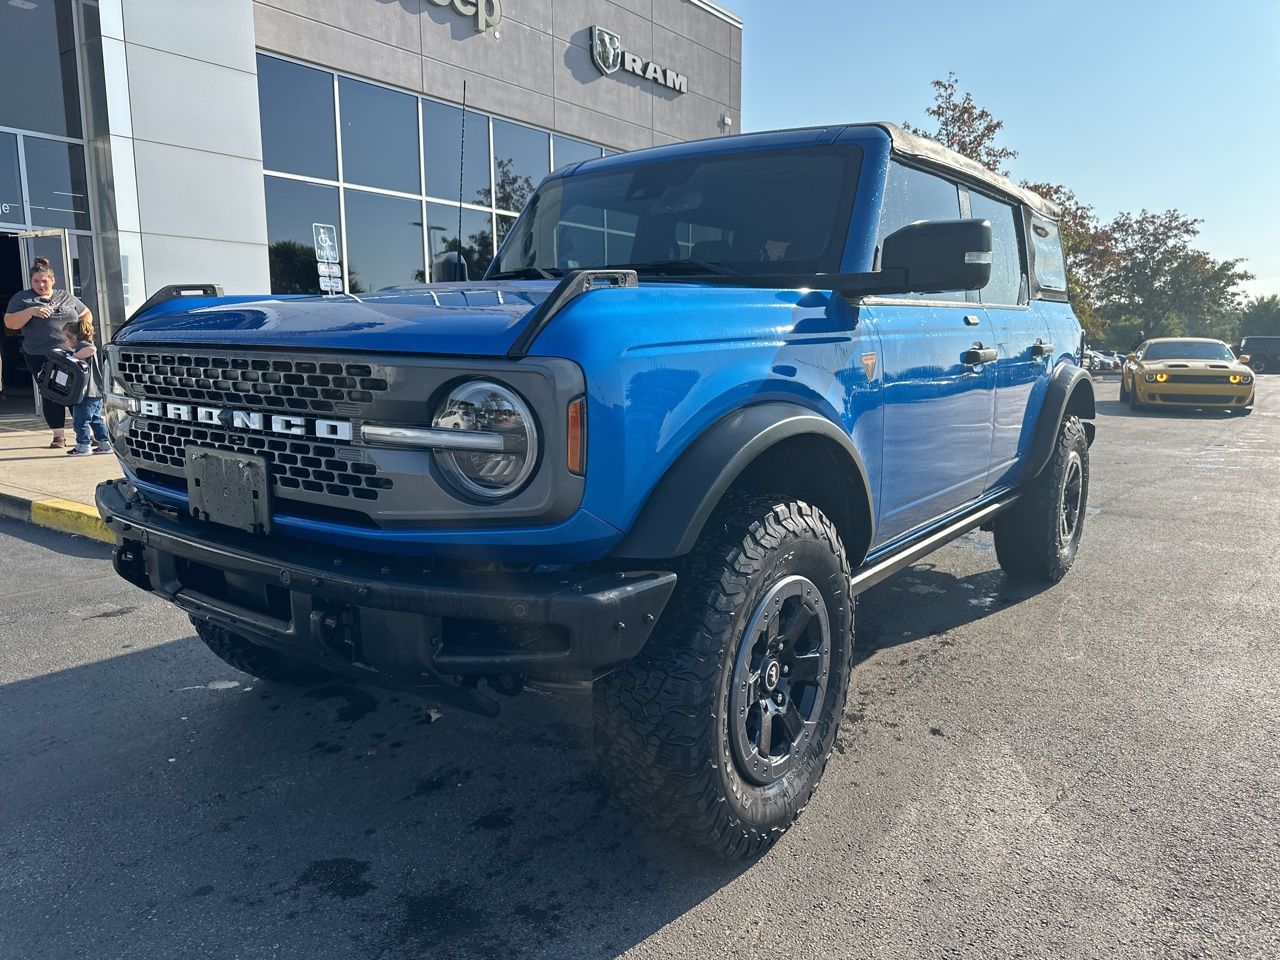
1142, 341, 1235, 362
489, 144, 863, 281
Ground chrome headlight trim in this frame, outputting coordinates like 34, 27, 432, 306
431, 380, 539, 502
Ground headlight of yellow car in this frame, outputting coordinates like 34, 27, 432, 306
1144, 373, 1167, 383
1230, 374, 1253, 385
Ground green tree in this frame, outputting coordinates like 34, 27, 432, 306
268, 240, 320, 295
1097, 210, 1253, 340
1240, 295, 1280, 338
903, 72, 1017, 175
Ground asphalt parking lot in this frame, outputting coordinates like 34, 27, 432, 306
2, 377, 1277, 960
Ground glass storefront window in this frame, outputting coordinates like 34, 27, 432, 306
553, 135, 603, 171
345, 189, 424, 293
265, 176, 341, 295
257, 55, 337, 181
427, 202, 492, 282
0, 0, 82, 138
423, 100, 490, 206
340, 77, 420, 194
492, 119, 548, 215
495, 213, 518, 253
24, 137, 89, 230
0, 133, 21, 226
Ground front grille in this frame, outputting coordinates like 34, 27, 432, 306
1154, 394, 1234, 404
126, 418, 393, 502
115, 350, 389, 417
1167, 373, 1231, 384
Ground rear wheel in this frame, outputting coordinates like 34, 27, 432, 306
593, 496, 854, 859
1252, 358, 1267, 374
994, 415, 1090, 584
193, 618, 332, 685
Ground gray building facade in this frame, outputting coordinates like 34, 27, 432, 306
0, 0, 742, 365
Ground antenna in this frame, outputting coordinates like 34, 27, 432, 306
457, 79, 467, 280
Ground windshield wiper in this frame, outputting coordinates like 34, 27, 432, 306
488, 266, 560, 280
617, 259, 744, 278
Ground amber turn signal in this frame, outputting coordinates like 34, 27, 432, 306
567, 397, 586, 476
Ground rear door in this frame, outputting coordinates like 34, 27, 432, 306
867, 162, 996, 546
965, 190, 1052, 490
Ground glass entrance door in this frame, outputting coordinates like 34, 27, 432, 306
18, 229, 71, 286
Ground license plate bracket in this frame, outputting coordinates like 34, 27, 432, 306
185, 447, 272, 534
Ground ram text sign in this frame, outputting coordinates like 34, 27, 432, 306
591, 26, 688, 94
428, 0, 501, 33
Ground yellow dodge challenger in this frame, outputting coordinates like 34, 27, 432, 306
1120, 338, 1255, 414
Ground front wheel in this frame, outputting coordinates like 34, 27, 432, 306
1119, 376, 1130, 403
593, 497, 854, 859
994, 415, 1090, 584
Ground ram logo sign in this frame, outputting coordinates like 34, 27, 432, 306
590, 26, 688, 94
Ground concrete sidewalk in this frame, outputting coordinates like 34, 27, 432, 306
0, 402, 121, 542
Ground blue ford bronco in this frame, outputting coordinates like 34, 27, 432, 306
97, 122, 1094, 858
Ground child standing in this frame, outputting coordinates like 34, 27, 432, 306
59, 319, 111, 456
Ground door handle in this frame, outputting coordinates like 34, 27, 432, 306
963, 314, 982, 326
962, 344, 998, 365
1031, 340, 1054, 358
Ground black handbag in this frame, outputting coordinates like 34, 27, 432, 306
37, 348, 91, 406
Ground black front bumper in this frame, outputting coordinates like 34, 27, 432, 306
97, 478, 676, 715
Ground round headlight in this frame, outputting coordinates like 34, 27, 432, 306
432, 380, 538, 500
1144, 373, 1157, 383
1155, 372, 1168, 383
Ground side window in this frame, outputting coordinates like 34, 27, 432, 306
1030, 216, 1068, 292
878, 162, 963, 301
967, 191, 1023, 306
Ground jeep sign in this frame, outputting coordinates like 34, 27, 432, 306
428, 0, 501, 33
591, 26, 688, 94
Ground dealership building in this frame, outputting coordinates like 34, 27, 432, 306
0, 0, 742, 376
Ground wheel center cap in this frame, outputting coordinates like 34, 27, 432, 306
763, 659, 782, 692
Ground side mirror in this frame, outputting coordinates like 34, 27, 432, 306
1126, 353, 1137, 362
1238, 354, 1251, 364
880, 219, 993, 294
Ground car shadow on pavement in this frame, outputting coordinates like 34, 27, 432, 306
0, 516, 109, 559
0, 633, 749, 960
855, 552, 1051, 662
1094, 399, 1239, 419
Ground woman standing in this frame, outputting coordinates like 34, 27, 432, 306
3, 257, 93, 447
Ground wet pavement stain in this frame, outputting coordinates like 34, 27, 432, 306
304, 685, 380, 724
470, 807, 515, 831
292, 858, 375, 900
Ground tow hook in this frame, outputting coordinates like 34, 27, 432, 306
112, 541, 150, 590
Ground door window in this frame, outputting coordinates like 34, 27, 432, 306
967, 191, 1024, 306
1029, 216, 1068, 292
877, 162, 962, 301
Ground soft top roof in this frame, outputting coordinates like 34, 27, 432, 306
566, 121, 1063, 220
874, 122, 1061, 220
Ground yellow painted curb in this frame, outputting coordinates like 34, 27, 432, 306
29, 498, 113, 543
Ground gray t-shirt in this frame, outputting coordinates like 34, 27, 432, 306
5, 288, 88, 356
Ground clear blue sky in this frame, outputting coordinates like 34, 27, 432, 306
734, 0, 1280, 299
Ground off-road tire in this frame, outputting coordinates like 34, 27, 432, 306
994, 415, 1090, 584
193, 618, 331, 685
593, 496, 854, 859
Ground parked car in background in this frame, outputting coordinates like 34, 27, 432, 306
1239, 336, 1280, 374
1121, 338, 1255, 413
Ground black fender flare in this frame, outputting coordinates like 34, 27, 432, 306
611, 402, 875, 560
1024, 363, 1096, 480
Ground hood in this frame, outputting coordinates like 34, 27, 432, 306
1137, 359, 1250, 373
113, 282, 560, 357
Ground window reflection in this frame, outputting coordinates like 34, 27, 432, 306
0, 0, 81, 138
0, 133, 21, 225
265, 176, 341, 295
257, 55, 337, 180
427, 202, 492, 282
423, 100, 491, 205
340, 77, 420, 194
24, 137, 89, 230
553, 135, 602, 171
344, 189, 423, 293
492, 119, 548, 214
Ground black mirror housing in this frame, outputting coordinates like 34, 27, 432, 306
880, 218, 993, 295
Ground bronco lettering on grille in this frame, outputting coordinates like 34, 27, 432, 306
137, 400, 353, 441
